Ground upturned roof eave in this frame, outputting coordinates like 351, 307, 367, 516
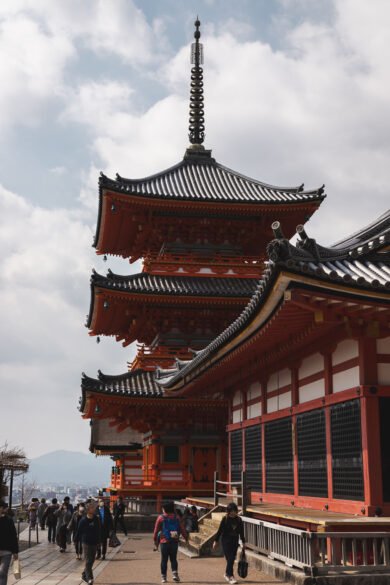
159, 265, 390, 394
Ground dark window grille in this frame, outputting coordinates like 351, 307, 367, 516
265, 417, 294, 494
245, 425, 262, 492
379, 398, 390, 502
230, 430, 243, 482
331, 400, 364, 501
297, 409, 328, 497
163, 445, 180, 463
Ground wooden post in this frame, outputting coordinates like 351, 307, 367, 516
214, 470, 219, 507
9, 468, 14, 509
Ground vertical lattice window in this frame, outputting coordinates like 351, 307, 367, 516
245, 425, 262, 492
380, 398, 390, 502
230, 430, 243, 482
297, 409, 328, 497
331, 400, 364, 500
265, 417, 294, 494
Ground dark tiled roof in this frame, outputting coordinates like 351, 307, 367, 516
158, 211, 390, 388
99, 157, 325, 205
80, 369, 163, 411
91, 270, 258, 298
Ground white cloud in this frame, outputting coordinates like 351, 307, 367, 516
0, 184, 133, 457
64, 2, 389, 243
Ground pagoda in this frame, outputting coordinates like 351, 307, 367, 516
80, 20, 325, 507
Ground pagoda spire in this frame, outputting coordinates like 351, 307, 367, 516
188, 18, 205, 146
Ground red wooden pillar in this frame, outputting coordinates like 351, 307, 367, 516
261, 380, 267, 496
322, 350, 334, 502
361, 395, 382, 512
291, 367, 299, 501
359, 336, 382, 513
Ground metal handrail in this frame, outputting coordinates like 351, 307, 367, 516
242, 515, 390, 575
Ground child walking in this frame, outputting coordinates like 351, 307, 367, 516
212, 503, 245, 585
153, 501, 188, 583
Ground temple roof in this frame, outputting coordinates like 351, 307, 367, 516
99, 158, 325, 207
157, 210, 390, 389
82, 369, 163, 397
91, 269, 257, 297
80, 369, 163, 412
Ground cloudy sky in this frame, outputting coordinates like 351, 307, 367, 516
1, 0, 389, 460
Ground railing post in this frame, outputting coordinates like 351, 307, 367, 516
241, 470, 247, 515
214, 470, 219, 506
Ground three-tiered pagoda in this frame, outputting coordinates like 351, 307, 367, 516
80, 20, 325, 507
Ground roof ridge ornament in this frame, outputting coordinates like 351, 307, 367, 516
189, 18, 205, 147
184, 18, 214, 161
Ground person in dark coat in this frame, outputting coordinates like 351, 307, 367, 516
113, 496, 127, 536
68, 504, 86, 559
212, 502, 246, 585
95, 499, 113, 560
55, 503, 72, 552
76, 503, 101, 585
37, 498, 47, 530
43, 498, 60, 543
0, 501, 18, 585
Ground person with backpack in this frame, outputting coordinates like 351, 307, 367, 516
43, 498, 60, 543
153, 501, 188, 584
212, 502, 246, 585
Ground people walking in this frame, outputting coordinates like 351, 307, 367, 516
68, 504, 86, 560
153, 501, 188, 584
43, 498, 60, 543
212, 503, 245, 585
37, 498, 47, 530
76, 502, 101, 585
95, 499, 113, 560
0, 501, 18, 585
113, 496, 127, 536
55, 503, 72, 552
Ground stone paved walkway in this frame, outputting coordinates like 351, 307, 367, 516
95, 535, 282, 585
8, 534, 282, 585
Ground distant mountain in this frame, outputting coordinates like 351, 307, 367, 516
28, 450, 112, 486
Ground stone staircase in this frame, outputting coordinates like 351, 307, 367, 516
186, 511, 225, 557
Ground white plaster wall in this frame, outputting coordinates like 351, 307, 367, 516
278, 391, 292, 409
232, 390, 242, 406
267, 368, 291, 392
299, 379, 325, 403
332, 366, 360, 392
232, 409, 243, 423
267, 373, 279, 393
377, 337, 390, 354
378, 363, 390, 385
299, 353, 324, 379
161, 470, 183, 480
248, 402, 262, 419
267, 396, 279, 413
247, 381, 261, 401
332, 339, 359, 366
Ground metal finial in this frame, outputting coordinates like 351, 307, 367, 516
189, 18, 205, 145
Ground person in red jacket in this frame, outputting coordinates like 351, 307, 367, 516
153, 501, 188, 584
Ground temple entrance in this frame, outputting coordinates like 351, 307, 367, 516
379, 398, 390, 502
192, 447, 217, 483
